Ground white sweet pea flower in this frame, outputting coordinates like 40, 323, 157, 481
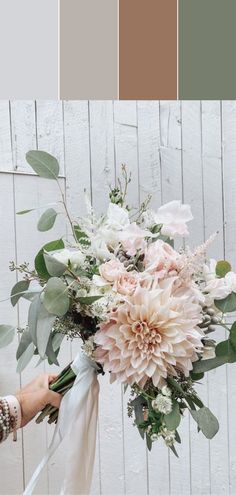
154, 200, 193, 238
119, 223, 149, 256
52, 248, 85, 268
106, 203, 130, 230
225, 271, 236, 293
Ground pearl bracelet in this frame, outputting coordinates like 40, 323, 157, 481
0, 396, 21, 443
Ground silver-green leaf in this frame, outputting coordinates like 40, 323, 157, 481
164, 399, 181, 430
0, 325, 15, 348
26, 150, 59, 179
17, 343, 35, 373
44, 251, 67, 277
43, 277, 70, 316
11, 280, 30, 307
37, 208, 58, 232
36, 305, 56, 358
190, 407, 219, 439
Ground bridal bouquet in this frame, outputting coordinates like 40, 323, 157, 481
2, 150, 236, 458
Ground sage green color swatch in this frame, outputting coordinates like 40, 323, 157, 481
179, 0, 236, 99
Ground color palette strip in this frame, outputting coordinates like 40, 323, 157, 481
0, 0, 236, 99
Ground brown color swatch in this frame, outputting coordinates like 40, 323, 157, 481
119, 0, 177, 100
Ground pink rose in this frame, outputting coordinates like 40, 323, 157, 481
114, 273, 139, 296
144, 240, 180, 277
99, 259, 126, 283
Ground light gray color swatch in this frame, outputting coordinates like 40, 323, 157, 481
0, 0, 58, 98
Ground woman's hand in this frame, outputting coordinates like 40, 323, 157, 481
15, 374, 61, 427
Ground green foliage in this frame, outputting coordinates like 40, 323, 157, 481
43, 277, 70, 316
131, 395, 146, 439
16, 209, 35, 215
190, 407, 219, 439
193, 354, 229, 373
229, 321, 236, 351
16, 330, 32, 360
26, 150, 59, 179
44, 252, 66, 277
10, 280, 30, 306
77, 295, 103, 305
34, 239, 64, 280
0, 325, 15, 348
17, 343, 35, 373
36, 304, 56, 358
215, 260, 231, 278
74, 225, 90, 246
214, 292, 236, 313
164, 400, 181, 430
190, 371, 204, 381
37, 208, 58, 232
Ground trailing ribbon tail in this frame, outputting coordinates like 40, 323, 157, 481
23, 352, 100, 495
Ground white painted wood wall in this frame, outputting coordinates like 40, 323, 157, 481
0, 100, 236, 495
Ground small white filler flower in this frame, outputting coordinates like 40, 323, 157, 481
152, 394, 173, 415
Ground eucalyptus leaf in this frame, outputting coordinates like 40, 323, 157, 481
146, 433, 152, 452
229, 321, 236, 351
16, 330, 32, 360
214, 292, 236, 313
132, 395, 146, 439
10, 280, 30, 307
52, 332, 65, 352
0, 325, 15, 348
37, 208, 57, 232
77, 295, 103, 305
44, 251, 67, 277
43, 277, 69, 316
28, 294, 41, 346
190, 407, 219, 439
26, 150, 59, 179
169, 445, 179, 457
215, 339, 236, 363
35, 239, 64, 280
45, 334, 59, 366
164, 399, 181, 430
17, 343, 35, 373
216, 260, 231, 278
192, 354, 229, 373
36, 304, 56, 358
190, 371, 204, 381
17, 209, 35, 215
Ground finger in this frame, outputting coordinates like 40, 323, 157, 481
48, 374, 58, 385
45, 390, 62, 409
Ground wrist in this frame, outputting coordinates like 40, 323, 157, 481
4, 395, 22, 438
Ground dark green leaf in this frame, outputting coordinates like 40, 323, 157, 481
17, 209, 35, 215
215, 293, 236, 313
164, 399, 181, 430
34, 239, 64, 280
37, 208, 57, 232
43, 277, 69, 316
175, 430, 181, 444
132, 395, 146, 439
77, 295, 103, 305
229, 321, 236, 351
0, 325, 15, 348
190, 407, 219, 439
146, 433, 152, 452
190, 371, 204, 381
216, 260, 231, 278
10, 280, 30, 306
169, 444, 179, 457
26, 150, 59, 179
16, 330, 32, 360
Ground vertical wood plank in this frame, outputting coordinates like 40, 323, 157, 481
89, 101, 124, 495
221, 101, 236, 495
36, 101, 65, 176
10, 101, 36, 171
0, 173, 24, 494
114, 100, 149, 495
201, 101, 229, 495
0, 101, 13, 171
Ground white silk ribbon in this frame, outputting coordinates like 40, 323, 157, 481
23, 351, 100, 495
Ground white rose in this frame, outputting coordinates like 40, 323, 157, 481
225, 271, 236, 293
106, 203, 130, 230
154, 200, 193, 238
52, 248, 85, 268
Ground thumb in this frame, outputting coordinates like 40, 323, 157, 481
45, 389, 62, 409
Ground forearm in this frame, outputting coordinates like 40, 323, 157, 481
0, 396, 21, 443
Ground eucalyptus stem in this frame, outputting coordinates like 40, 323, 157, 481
56, 179, 78, 243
